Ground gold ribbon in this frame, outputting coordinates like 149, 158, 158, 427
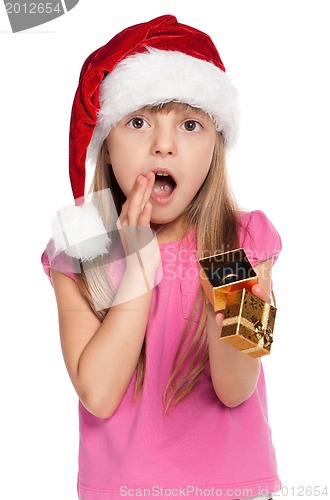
222, 302, 273, 354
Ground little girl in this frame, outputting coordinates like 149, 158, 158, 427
42, 15, 282, 500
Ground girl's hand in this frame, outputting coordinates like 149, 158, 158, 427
117, 172, 155, 256
119, 172, 155, 231
212, 283, 271, 329
206, 261, 273, 406
117, 172, 161, 277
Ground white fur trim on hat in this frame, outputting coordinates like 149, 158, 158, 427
86, 48, 240, 168
51, 203, 110, 261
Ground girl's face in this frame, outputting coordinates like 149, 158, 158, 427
105, 105, 216, 227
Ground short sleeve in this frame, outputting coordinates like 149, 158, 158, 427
238, 210, 282, 267
41, 239, 79, 286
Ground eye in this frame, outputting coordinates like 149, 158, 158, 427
181, 120, 202, 132
127, 117, 149, 129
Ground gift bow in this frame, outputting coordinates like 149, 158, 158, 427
241, 301, 273, 354
254, 321, 274, 348
222, 300, 274, 355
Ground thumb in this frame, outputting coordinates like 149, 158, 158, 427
215, 312, 224, 327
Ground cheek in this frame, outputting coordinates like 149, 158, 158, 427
107, 144, 137, 196
192, 147, 214, 182
190, 135, 215, 163
111, 154, 145, 199
200, 143, 215, 179
204, 139, 216, 165
111, 165, 133, 198
195, 169, 210, 191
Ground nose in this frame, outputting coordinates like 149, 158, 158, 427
151, 123, 176, 157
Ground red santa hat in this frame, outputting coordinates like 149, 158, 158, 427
70, 14, 239, 201
52, 14, 239, 260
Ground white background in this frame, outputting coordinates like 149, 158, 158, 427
1, 1, 329, 499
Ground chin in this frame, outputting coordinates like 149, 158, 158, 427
150, 214, 175, 226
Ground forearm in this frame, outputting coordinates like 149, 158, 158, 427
206, 259, 273, 407
76, 266, 154, 418
207, 309, 260, 407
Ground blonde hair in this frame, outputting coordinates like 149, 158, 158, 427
76, 102, 239, 413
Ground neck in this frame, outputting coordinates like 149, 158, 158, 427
151, 216, 190, 244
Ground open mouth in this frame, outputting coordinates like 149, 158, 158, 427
152, 172, 177, 200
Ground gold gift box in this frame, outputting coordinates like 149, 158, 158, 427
198, 249, 276, 357
221, 288, 276, 357
198, 248, 258, 311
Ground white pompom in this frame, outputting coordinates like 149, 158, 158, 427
51, 203, 110, 261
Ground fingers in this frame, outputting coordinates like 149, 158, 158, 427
138, 201, 152, 227
120, 172, 155, 228
117, 172, 156, 257
251, 284, 271, 304
126, 176, 147, 227
141, 172, 155, 211
215, 311, 224, 327
206, 302, 225, 329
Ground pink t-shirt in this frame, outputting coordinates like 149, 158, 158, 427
41, 210, 282, 499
